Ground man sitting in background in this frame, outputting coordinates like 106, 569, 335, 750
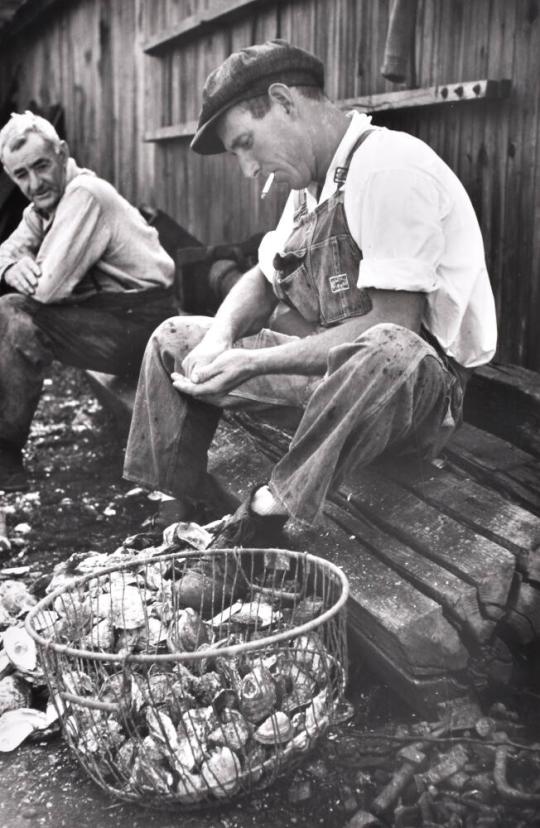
123, 40, 497, 553
0, 112, 176, 492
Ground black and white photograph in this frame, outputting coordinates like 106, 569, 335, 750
0, 1, 539, 826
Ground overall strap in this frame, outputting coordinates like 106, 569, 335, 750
293, 127, 377, 213
333, 127, 377, 189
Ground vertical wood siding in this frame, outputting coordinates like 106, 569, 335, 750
0, 0, 539, 368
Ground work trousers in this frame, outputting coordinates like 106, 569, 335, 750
0, 289, 176, 450
123, 315, 466, 526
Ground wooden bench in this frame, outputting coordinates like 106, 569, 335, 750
87, 363, 540, 715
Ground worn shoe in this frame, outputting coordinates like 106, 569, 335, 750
208, 491, 288, 550
0, 447, 29, 492
175, 488, 288, 614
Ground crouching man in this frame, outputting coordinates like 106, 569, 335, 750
0, 112, 176, 491
123, 40, 497, 548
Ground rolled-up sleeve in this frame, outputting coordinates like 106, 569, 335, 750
355, 168, 445, 293
34, 186, 110, 303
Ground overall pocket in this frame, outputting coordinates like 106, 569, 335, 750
309, 234, 372, 326
273, 249, 321, 323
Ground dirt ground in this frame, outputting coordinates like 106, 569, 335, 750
2, 366, 540, 828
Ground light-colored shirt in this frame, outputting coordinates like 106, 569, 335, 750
259, 112, 497, 368
0, 159, 175, 304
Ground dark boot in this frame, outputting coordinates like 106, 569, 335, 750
0, 445, 28, 492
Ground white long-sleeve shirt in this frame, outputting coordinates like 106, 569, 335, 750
259, 113, 497, 368
0, 159, 174, 304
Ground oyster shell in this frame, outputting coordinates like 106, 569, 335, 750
142, 616, 168, 649
62, 670, 97, 698
176, 769, 206, 803
304, 689, 330, 738
239, 666, 277, 723
74, 716, 124, 757
200, 746, 241, 798
243, 742, 267, 783
110, 585, 147, 629
0, 675, 31, 715
2, 626, 37, 673
81, 617, 115, 651
214, 654, 243, 694
0, 581, 36, 616
175, 707, 214, 768
143, 672, 172, 707
230, 600, 281, 629
280, 682, 315, 715
115, 627, 143, 654
254, 711, 293, 745
130, 755, 173, 793
208, 708, 251, 751
0, 707, 49, 752
115, 739, 137, 778
146, 708, 177, 749
290, 597, 324, 625
191, 671, 223, 706
99, 672, 144, 715
166, 608, 210, 653
290, 632, 331, 685
53, 592, 91, 625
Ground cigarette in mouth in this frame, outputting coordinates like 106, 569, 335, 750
261, 172, 275, 199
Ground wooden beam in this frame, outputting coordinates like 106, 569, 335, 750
144, 121, 199, 143
144, 0, 283, 56
340, 78, 512, 113
144, 78, 512, 143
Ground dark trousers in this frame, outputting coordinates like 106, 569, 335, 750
0, 289, 176, 449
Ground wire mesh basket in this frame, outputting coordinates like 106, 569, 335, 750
25, 546, 349, 809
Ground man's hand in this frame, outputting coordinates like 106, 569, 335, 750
181, 337, 231, 382
172, 348, 258, 400
3, 257, 41, 295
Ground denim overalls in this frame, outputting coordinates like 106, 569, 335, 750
273, 131, 375, 327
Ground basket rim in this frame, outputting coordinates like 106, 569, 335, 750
25, 546, 349, 664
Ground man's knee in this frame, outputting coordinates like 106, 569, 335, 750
0, 294, 38, 340
0, 292, 36, 318
146, 314, 213, 363
328, 323, 429, 377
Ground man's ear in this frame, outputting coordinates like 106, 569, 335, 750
58, 140, 69, 164
267, 83, 296, 116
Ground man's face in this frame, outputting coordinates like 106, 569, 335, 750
218, 100, 314, 190
3, 132, 68, 213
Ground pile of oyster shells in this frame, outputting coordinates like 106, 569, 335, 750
0, 579, 60, 751
23, 538, 345, 805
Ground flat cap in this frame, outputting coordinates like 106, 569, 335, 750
190, 39, 324, 155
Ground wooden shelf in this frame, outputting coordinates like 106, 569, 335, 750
144, 78, 512, 143
341, 78, 512, 113
144, 0, 281, 55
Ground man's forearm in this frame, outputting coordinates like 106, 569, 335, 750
248, 289, 426, 376
204, 265, 278, 344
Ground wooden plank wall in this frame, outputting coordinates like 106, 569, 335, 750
0, 0, 156, 207
0, 0, 539, 369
